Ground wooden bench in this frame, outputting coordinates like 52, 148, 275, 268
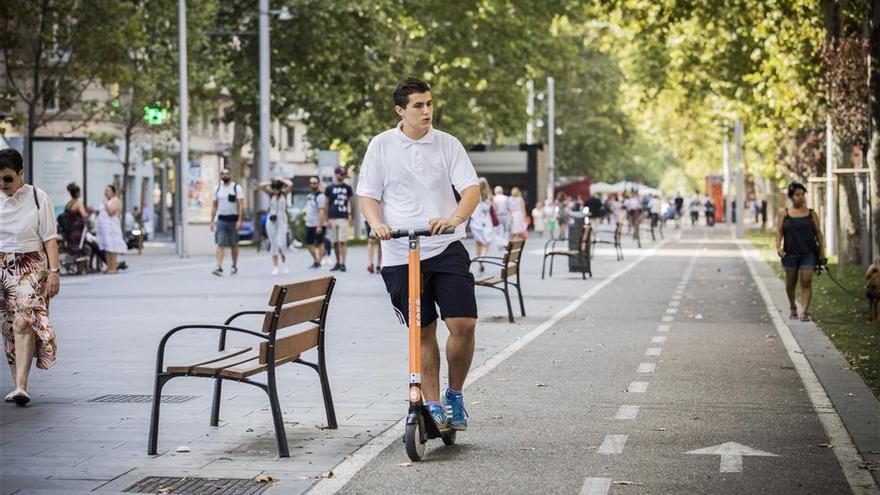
542, 224, 592, 279
592, 222, 624, 261
147, 276, 337, 458
471, 239, 526, 323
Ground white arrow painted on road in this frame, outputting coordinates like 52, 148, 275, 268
685, 442, 777, 473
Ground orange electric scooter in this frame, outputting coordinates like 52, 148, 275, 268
386, 228, 457, 461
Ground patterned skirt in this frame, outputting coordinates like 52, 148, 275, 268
1, 251, 57, 369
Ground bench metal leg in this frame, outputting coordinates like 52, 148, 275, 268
503, 283, 514, 323
265, 376, 290, 458
515, 283, 526, 317
541, 255, 548, 279
549, 255, 555, 277
209, 377, 223, 427
318, 363, 338, 429
147, 374, 173, 455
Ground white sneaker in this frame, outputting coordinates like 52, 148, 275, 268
272, 267, 279, 276
4, 390, 16, 403
282, 265, 289, 274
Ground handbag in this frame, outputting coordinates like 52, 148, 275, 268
489, 204, 500, 227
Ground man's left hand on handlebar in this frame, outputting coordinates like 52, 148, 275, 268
371, 223, 393, 240
428, 215, 464, 236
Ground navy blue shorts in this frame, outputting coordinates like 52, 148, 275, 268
782, 253, 816, 272
381, 241, 477, 326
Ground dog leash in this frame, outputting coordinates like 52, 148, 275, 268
817, 264, 863, 299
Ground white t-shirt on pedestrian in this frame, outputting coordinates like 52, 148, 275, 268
357, 123, 479, 267
214, 181, 243, 217
0, 184, 57, 253
493, 194, 510, 217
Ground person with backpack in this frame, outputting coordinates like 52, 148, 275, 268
775, 182, 825, 322
259, 177, 293, 275
304, 177, 326, 269
210, 167, 244, 276
0, 148, 60, 406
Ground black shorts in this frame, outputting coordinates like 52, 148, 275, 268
381, 241, 477, 326
305, 227, 324, 246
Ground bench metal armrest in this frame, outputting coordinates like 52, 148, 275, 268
219, 311, 267, 352
544, 237, 568, 254
472, 259, 507, 268
154, 324, 268, 375
471, 255, 503, 264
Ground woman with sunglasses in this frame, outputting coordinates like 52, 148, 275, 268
0, 148, 60, 406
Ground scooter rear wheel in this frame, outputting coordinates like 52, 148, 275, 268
441, 430, 456, 446
404, 421, 426, 461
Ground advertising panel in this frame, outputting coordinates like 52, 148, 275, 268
31, 138, 87, 216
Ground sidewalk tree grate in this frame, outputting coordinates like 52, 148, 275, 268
124, 476, 271, 494
88, 394, 199, 404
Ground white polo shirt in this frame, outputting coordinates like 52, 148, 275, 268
357, 123, 479, 267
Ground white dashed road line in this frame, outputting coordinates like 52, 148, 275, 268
598, 434, 628, 454
614, 405, 640, 420
579, 477, 612, 495
627, 381, 649, 393
637, 362, 656, 373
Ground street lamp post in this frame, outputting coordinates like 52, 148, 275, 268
734, 119, 744, 239
258, 0, 271, 212
526, 79, 535, 145
176, 0, 189, 258
546, 76, 555, 204
722, 121, 730, 225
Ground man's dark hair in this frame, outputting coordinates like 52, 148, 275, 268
107, 184, 117, 194
0, 148, 23, 173
393, 77, 431, 109
787, 181, 806, 198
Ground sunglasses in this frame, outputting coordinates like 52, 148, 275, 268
1, 175, 15, 184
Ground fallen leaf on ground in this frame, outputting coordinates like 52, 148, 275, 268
175, 446, 191, 453
398, 462, 412, 467
654, 428, 668, 431
612, 480, 644, 486
858, 462, 879, 471
816, 443, 833, 448
536, 383, 547, 387
492, 415, 503, 420
316, 424, 331, 430
158, 487, 173, 494
322, 470, 335, 479
519, 447, 536, 451
256, 474, 276, 483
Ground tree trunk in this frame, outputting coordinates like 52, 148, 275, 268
834, 137, 863, 265
227, 118, 247, 180
24, 0, 50, 177
121, 124, 133, 231
869, 0, 880, 265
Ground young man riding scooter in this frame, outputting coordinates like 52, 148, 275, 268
357, 77, 480, 431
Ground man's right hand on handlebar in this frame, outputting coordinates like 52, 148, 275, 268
371, 223, 393, 240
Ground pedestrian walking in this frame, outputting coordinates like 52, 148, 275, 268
556, 193, 570, 239
493, 186, 511, 241
543, 199, 559, 238
209, 167, 244, 276
96, 185, 127, 274
259, 177, 292, 275
530, 200, 545, 237
0, 149, 60, 406
775, 182, 825, 322
304, 177, 326, 269
325, 166, 354, 272
585, 194, 603, 229
357, 77, 480, 431
469, 178, 495, 272
509, 187, 527, 241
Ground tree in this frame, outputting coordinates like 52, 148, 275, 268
868, 0, 880, 264
0, 0, 127, 167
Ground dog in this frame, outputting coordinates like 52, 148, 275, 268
867, 264, 880, 323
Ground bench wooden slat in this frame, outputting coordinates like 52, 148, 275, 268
259, 327, 319, 364
268, 277, 334, 306
191, 349, 260, 376
262, 296, 325, 332
166, 347, 251, 374
475, 275, 503, 286
218, 353, 300, 379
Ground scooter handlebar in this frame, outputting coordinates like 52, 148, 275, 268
387, 228, 455, 239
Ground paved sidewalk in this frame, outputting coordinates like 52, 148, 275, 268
1, 228, 652, 494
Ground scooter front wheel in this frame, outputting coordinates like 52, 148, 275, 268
404, 421, 426, 461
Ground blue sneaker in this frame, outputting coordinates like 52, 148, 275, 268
427, 403, 447, 428
444, 390, 468, 431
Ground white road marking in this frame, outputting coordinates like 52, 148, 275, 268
598, 434, 628, 454
637, 362, 656, 373
645, 347, 662, 357
665, 308, 678, 314
669, 300, 680, 306
305, 242, 670, 495
614, 405, 640, 420
651, 336, 667, 344
685, 441, 777, 473
656, 325, 670, 332
579, 477, 612, 495
741, 242, 880, 493
627, 381, 648, 393
661, 315, 674, 322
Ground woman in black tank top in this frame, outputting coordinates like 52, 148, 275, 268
774, 182, 825, 322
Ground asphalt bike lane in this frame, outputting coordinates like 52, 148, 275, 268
314, 229, 864, 495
